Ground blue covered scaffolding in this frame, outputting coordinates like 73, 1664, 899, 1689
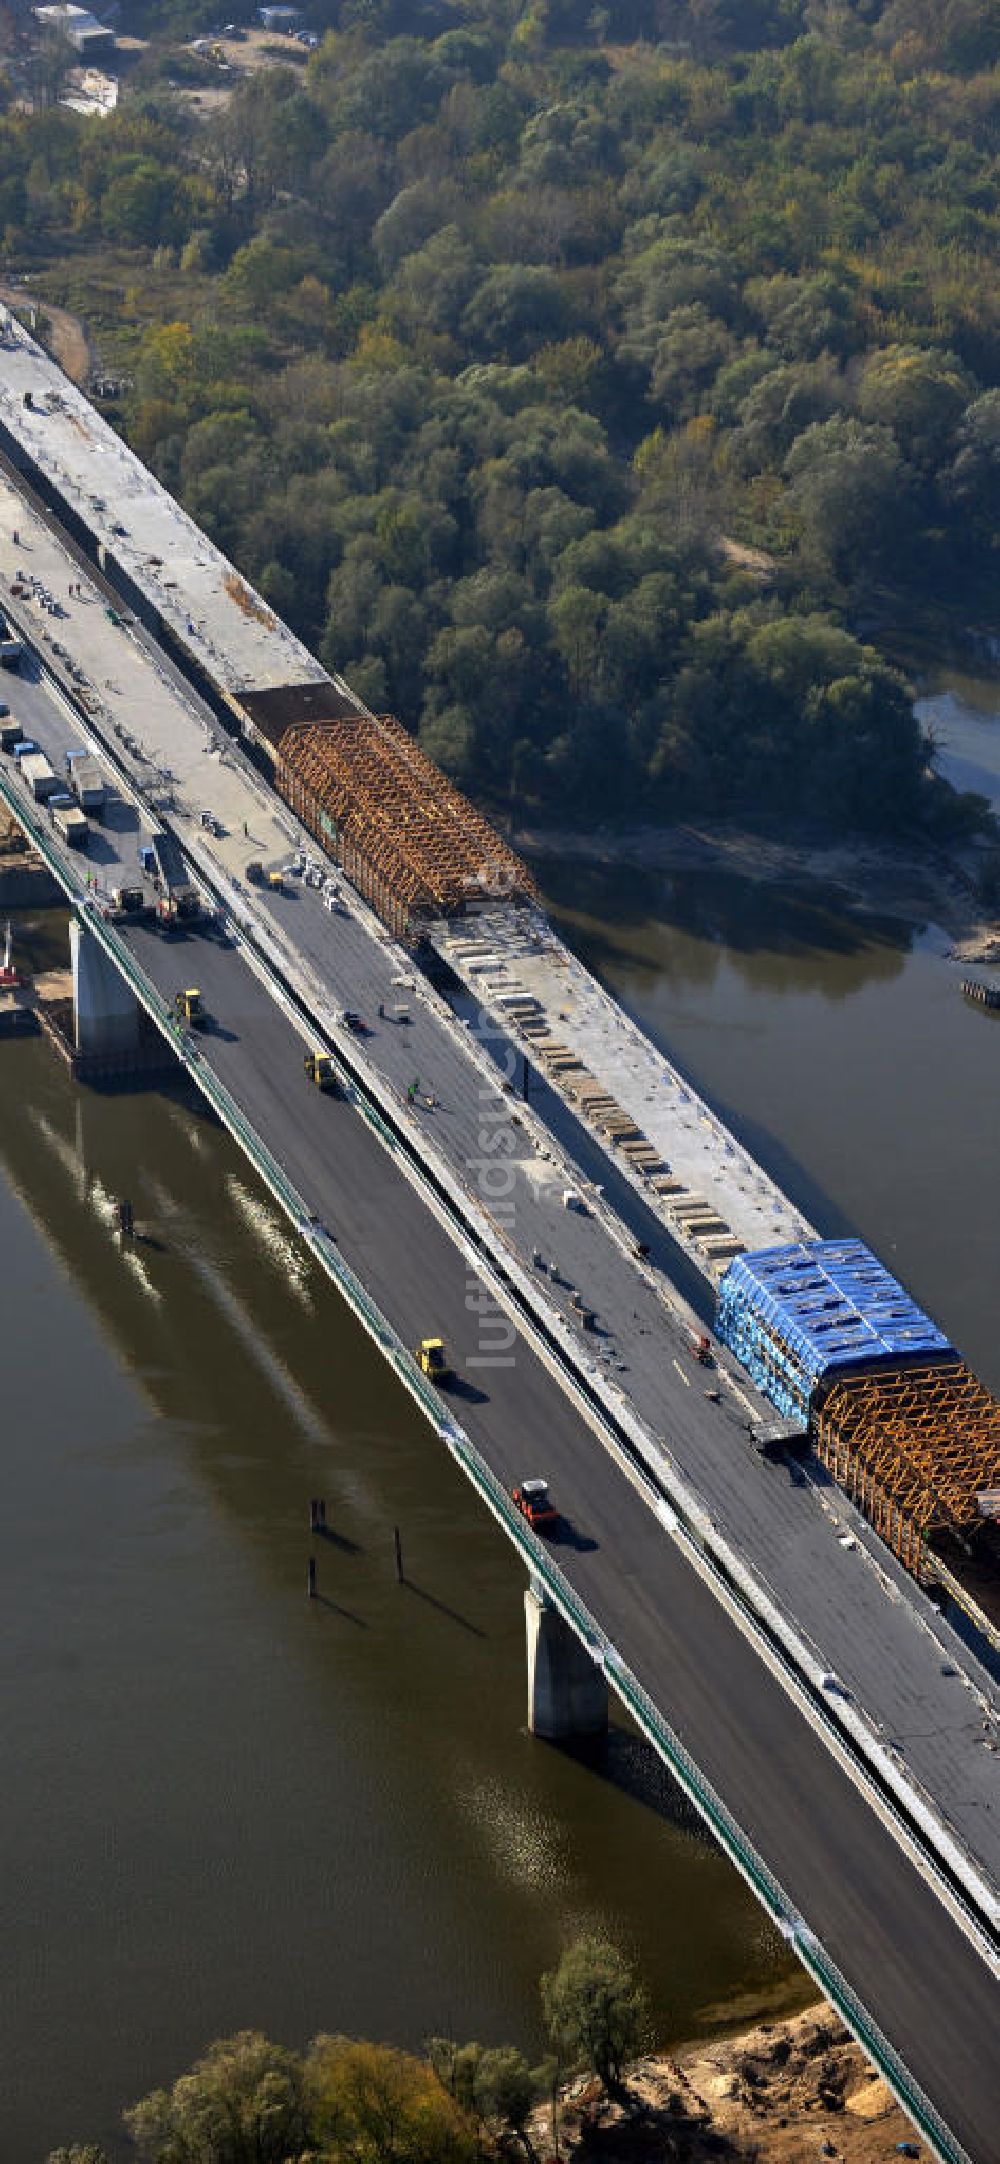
715, 1239, 955, 1421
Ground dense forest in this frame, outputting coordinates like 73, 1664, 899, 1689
2, 0, 1000, 832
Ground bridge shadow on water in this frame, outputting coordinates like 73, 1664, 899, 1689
554, 1721, 709, 1842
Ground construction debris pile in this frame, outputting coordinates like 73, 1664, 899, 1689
717, 1240, 1000, 1572
463, 978, 745, 1271
273, 711, 536, 937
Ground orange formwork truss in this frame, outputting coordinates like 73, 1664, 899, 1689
275, 713, 536, 938
813, 1360, 1000, 1575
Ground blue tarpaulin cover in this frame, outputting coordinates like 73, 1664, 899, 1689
716, 1239, 955, 1418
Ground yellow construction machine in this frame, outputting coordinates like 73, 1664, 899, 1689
416, 1336, 451, 1385
304, 1049, 338, 1091
174, 987, 204, 1027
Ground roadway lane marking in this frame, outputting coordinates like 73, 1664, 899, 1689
671, 1357, 691, 1386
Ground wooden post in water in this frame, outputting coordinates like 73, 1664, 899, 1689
394, 1527, 403, 1583
307, 1556, 317, 1599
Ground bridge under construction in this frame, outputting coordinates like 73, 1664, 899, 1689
0, 301, 998, 2164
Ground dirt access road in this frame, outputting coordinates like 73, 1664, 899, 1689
0, 284, 95, 384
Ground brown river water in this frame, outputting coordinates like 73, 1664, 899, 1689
1, 678, 997, 2160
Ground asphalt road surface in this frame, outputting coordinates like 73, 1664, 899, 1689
118, 913, 1000, 2164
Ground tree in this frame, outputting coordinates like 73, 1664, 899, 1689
307, 2036, 477, 2164
368, 173, 450, 264
124, 2031, 307, 2164
392, 226, 479, 337
647, 305, 736, 419
218, 68, 326, 205
784, 414, 908, 580
473, 2045, 539, 2149
547, 582, 606, 694
46, 2149, 110, 2164
540, 1935, 648, 2091
941, 389, 1000, 534
100, 160, 180, 247
426, 2037, 540, 2152
462, 265, 570, 362
858, 344, 977, 469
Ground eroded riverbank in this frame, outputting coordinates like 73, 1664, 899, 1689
547, 2005, 919, 2164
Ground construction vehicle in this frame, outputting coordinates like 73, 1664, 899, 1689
304, 1050, 338, 1091
174, 987, 204, 1028
512, 1479, 558, 1534
416, 1336, 451, 1384
691, 1333, 713, 1366
110, 885, 145, 917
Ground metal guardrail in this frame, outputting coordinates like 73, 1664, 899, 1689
0, 768, 978, 2164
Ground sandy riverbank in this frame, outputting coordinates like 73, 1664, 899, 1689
541, 2004, 920, 2163
519, 818, 1000, 955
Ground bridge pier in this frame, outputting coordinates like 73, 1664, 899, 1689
524, 1581, 608, 1741
70, 917, 141, 1056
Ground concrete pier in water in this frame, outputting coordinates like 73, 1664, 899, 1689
524, 1582, 608, 1741
70, 917, 140, 1056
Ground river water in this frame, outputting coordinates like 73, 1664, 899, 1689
2, 680, 998, 2159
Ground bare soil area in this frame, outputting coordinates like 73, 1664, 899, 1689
0, 282, 96, 384
537, 2006, 919, 2164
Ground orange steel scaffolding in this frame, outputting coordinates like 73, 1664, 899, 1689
814, 1360, 1000, 1575
275, 713, 536, 938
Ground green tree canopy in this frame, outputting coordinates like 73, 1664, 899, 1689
124, 2031, 308, 2164
541, 1935, 648, 2091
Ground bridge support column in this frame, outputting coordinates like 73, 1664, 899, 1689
70, 917, 140, 1056
525, 1582, 608, 1741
